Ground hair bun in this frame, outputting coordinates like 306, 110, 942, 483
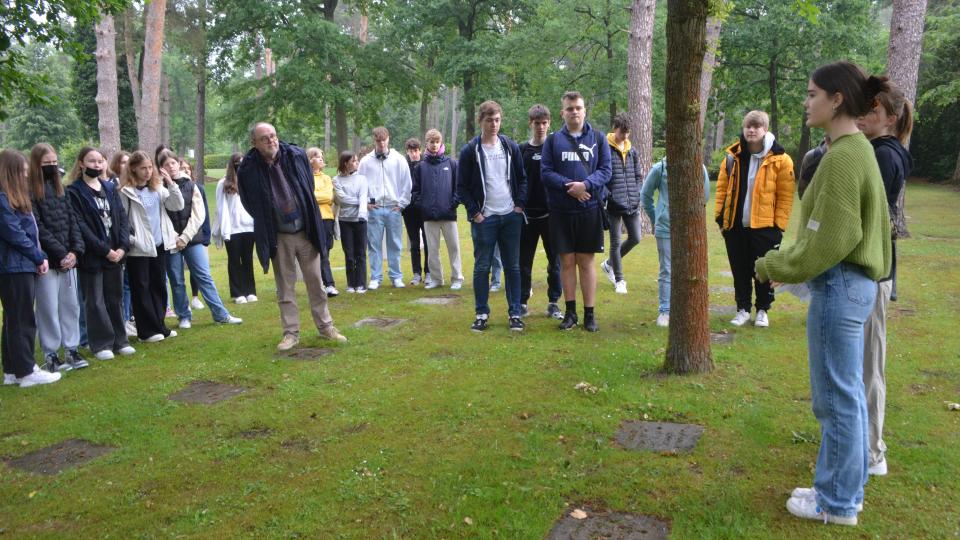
865, 75, 890, 102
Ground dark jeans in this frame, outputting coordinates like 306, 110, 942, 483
79, 264, 129, 354
225, 232, 257, 298
471, 212, 523, 317
320, 219, 336, 287
722, 226, 782, 311
0, 273, 38, 377
127, 251, 171, 339
402, 206, 429, 277
190, 272, 199, 298
339, 220, 368, 289
519, 215, 561, 304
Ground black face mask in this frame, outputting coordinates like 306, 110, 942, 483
84, 167, 103, 179
41, 165, 58, 181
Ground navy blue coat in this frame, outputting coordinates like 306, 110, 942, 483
0, 193, 45, 274
66, 178, 129, 272
236, 141, 326, 273
412, 155, 459, 221
456, 134, 527, 220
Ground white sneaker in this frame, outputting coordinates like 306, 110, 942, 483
245, 294, 258, 303
786, 495, 858, 525
117, 345, 136, 356
411, 274, 423, 286
191, 297, 205, 310
144, 334, 165, 343
489, 283, 501, 292
221, 315, 243, 324
325, 286, 339, 297
730, 309, 751, 326
791, 487, 863, 512
165, 307, 176, 319
614, 280, 628, 294
168, 330, 178, 338
868, 458, 887, 476
5, 365, 40, 385
356, 287, 367, 294
656, 313, 670, 327
755, 309, 769, 327
95, 350, 115, 360
346, 287, 356, 293
368, 280, 380, 290
600, 259, 616, 284
450, 280, 463, 291
179, 319, 192, 329
424, 280, 440, 290
17, 370, 62, 388
125, 320, 137, 337
235, 296, 248, 304
392, 278, 405, 288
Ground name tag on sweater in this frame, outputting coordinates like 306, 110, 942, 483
807, 219, 820, 231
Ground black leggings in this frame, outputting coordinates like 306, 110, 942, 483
339, 220, 368, 289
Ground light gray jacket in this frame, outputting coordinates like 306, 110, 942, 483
120, 184, 184, 257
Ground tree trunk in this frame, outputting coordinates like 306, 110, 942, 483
450, 86, 460, 150
699, 16, 722, 167
420, 89, 429, 138
441, 86, 450, 138
160, 72, 170, 147
768, 56, 779, 138
796, 111, 811, 163
664, 0, 713, 374
123, 7, 142, 139
194, 0, 207, 184
95, 13, 121, 160
886, 0, 927, 238
463, 74, 475, 138
138, 0, 166, 153
324, 104, 331, 153
335, 102, 348, 154
714, 110, 725, 152
952, 146, 960, 184
627, 0, 655, 174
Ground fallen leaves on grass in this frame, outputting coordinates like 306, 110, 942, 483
574, 381, 598, 394
463, 517, 474, 525
570, 508, 588, 520
946, 402, 960, 411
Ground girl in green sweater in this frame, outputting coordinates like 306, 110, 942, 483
756, 61, 892, 526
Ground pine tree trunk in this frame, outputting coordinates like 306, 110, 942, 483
160, 72, 170, 147
335, 103, 348, 154
886, 0, 927, 238
463, 74, 475, 138
768, 56, 779, 138
450, 86, 460, 150
699, 16, 722, 167
138, 0, 166, 153
627, 0, 655, 174
324, 104, 331, 153
952, 147, 960, 184
194, 0, 207, 184
420, 90, 429, 139
664, 0, 713, 375
95, 13, 121, 159
122, 7, 142, 139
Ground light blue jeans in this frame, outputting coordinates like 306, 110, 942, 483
166, 244, 231, 322
366, 207, 404, 282
808, 262, 877, 518
655, 236, 671, 314
490, 244, 502, 287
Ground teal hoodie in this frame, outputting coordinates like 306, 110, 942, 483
640, 158, 710, 238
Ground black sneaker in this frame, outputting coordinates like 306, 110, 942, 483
547, 302, 563, 320
44, 353, 70, 373
509, 317, 525, 331
519, 304, 530, 318
583, 313, 599, 332
65, 349, 90, 370
471, 315, 488, 332
559, 311, 578, 330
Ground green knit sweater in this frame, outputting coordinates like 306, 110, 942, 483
755, 132, 891, 284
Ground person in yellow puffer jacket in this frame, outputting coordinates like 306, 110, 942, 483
308, 147, 339, 297
714, 110, 795, 329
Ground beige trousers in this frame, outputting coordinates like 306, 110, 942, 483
273, 232, 333, 338
423, 220, 463, 284
863, 279, 892, 466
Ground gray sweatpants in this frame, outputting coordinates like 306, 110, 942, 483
863, 279, 892, 466
35, 268, 81, 356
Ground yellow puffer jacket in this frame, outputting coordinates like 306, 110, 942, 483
714, 139, 795, 231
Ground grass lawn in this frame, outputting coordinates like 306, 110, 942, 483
1, 181, 957, 538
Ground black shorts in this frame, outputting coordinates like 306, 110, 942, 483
549, 207, 605, 254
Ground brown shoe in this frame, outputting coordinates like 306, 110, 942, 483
319, 326, 347, 342
277, 334, 299, 351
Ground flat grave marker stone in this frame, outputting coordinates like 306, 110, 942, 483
168, 380, 246, 404
546, 507, 671, 540
278, 348, 335, 361
412, 294, 460, 305
6, 439, 115, 475
615, 420, 704, 453
354, 317, 406, 329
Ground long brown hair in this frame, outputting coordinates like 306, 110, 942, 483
109, 150, 130, 179
223, 153, 243, 194
69, 147, 107, 183
874, 82, 914, 146
121, 151, 161, 191
29, 142, 62, 200
0, 149, 32, 212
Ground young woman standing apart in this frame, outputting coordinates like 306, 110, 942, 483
213, 153, 257, 303
333, 152, 368, 293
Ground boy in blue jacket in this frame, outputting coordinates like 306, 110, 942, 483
540, 91, 612, 332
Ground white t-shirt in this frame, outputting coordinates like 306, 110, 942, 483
481, 142, 513, 217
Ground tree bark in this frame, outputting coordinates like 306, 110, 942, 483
952, 146, 960, 184
335, 103, 348, 155
94, 13, 121, 160
699, 16, 722, 164
463, 74, 475, 139
138, 0, 166, 153
664, 0, 713, 374
160, 72, 170, 148
194, 0, 207, 184
768, 55, 779, 138
420, 89, 429, 138
122, 7, 142, 139
796, 111, 812, 163
324, 104, 331, 153
886, 0, 927, 238
450, 86, 460, 150
627, 0, 655, 174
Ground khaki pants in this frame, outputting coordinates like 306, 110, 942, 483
863, 279, 892, 466
273, 231, 333, 338
423, 220, 463, 285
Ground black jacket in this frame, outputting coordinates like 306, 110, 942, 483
519, 142, 549, 218
66, 179, 129, 272
606, 142, 643, 215
412, 155, 459, 221
456, 134, 527, 219
32, 181, 84, 264
871, 136, 912, 239
237, 141, 325, 273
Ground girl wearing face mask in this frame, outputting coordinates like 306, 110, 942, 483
66, 147, 135, 361
28, 143, 88, 373
119, 151, 185, 343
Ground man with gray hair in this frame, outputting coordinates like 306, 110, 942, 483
237, 122, 346, 351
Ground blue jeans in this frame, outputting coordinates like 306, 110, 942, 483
808, 262, 877, 518
122, 267, 132, 321
165, 244, 231, 322
367, 207, 404, 282
471, 212, 522, 317
655, 236, 671, 314
491, 244, 502, 287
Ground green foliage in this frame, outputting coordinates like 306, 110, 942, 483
203, 153, 232, 170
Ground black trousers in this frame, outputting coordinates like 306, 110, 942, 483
519, 215, 562, 304
225, 232, 257, 298
0, 273, 38, 377
722, 226, 782, 312
320, 219, 336, 287
339, 220, 368, 289
79, 264, 129, 353
127, 252, 171, 339
402, 206, 429, 277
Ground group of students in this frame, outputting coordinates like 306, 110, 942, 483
0, 144, 243, 389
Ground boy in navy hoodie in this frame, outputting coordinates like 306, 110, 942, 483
540, 91, 612, 332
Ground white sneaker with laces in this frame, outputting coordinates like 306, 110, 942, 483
346, 287, 356, 293
235, 296, 248, 304
868, 458, 887, 476
656, 313, 670, 327
600, 259, 616, 285
179, 319, 192, 329
755, 309, 769, 327
168, 330, 177, 338
125, 320, 137, 337
614, 280, 628, 294
786, 494, 858, 525
730, 309, 751, 327
356, 287, 367, 294
222, 315, 243, 324
145, 334, 165, 343
424, 280, 440, 290
489, 283, 501, 292
411, 274, 422, 286
450, 280, 463, 291
191, 297, 205, 310
95, 350, 115, 360
17, 369, 62, 388
246, 294, 258, 302
117, 345, 136, 356
791, 487, 863, 512
368, 280, 380, 290
392, 278, 405, 288
5, 365, 39, 385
